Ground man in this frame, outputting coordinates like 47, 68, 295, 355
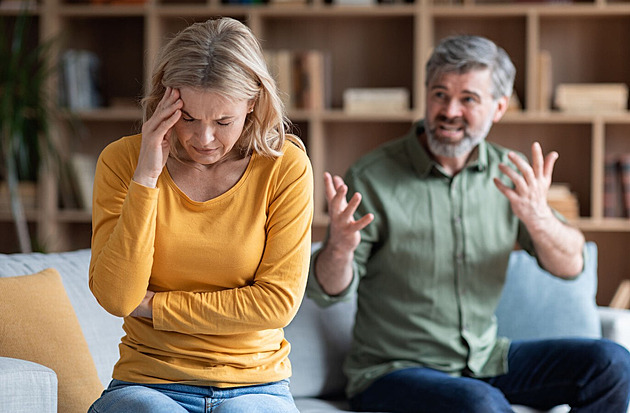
307, 35, 630, 412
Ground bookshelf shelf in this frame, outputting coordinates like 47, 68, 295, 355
576, 218, 630, 233
320, 109, 419, 122
56, 209, 92, 223
57, 5, 148, 16
5, 0, 630, 304
0, 210, 40, 223
65, 107, 143, 121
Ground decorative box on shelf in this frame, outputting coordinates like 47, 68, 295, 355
554, 83, 629, 114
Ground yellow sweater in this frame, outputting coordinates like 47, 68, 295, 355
89, 134, 313, 387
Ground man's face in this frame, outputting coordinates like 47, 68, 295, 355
424, 68, 507, 158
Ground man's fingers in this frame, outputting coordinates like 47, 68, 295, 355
352, 213, 374, 231
332, 174, 345, 191
508, 151, 535, 186
543, 151, 559, 181
337, 192, 362, 222
493, 177, 517, 203
328, 183, 349, 214
498, 162, 526, 194
324, 172, 336, 201
531, 142, 544, 177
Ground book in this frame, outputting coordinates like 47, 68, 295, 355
537, 50, 552, 112
268, 0, 308, 4
333, 0, 375, 4
547, 183, 579, 220
60, 49, 103, 111
620, 153, 630, 218
275, 50, 295, 109
604, 154, 621, 217
0, 182, 37, 212
301, 50, 327, 110
0, 0, 35, 10
69, 153, 97, 211
265, 49, 330, 111
91, 0, 146, 4
58, 161, 80, 210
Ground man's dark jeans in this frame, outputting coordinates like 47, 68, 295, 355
350, 338, 630, 412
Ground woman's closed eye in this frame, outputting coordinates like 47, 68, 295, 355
181, 110, 196, 123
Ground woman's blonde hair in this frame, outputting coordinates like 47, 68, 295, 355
142, 17, 295, 159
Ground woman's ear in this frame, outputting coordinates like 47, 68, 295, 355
248, 96, 258, 114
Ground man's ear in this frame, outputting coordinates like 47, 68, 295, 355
493, 95, 510, 123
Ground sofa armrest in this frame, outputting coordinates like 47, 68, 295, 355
598, 306, 630, 351
0, 357, 57, 413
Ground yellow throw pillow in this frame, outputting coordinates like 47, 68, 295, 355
0, 268, 104, 413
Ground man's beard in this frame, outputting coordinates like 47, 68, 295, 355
425, 115, 494, 158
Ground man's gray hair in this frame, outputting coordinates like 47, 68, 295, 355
425, 35, 516, 100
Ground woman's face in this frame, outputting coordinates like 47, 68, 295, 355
172, 87, 253, 166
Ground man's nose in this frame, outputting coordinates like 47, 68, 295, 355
442, 99, 463, 118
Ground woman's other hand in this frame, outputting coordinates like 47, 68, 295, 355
129, 290, 155, 319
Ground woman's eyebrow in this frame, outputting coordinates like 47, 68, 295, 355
180, 109, 236, 121
181, 109, 195, 119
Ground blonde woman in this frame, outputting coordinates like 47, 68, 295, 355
88, 17, 313, 413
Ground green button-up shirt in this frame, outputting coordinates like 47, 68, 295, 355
307, 120, 539, 397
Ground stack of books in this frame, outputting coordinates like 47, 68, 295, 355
604, 153, 630, 218
264, 49, 330, 111
547, 183, 580, 220
58, 154, 97, 211
0, 182, 37, 213
60, 49, 103, 111
554, 83, 628, 114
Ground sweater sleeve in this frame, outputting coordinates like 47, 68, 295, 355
152, 144, 314, 335
88, 137, 159, 317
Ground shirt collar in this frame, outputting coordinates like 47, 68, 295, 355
406, 120, 489, 178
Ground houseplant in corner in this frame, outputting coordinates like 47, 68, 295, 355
0, 9, 56, 253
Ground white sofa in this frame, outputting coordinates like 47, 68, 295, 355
0, 242, 629, 412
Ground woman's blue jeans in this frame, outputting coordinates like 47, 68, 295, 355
88, 379, 299, 413
350, 338, 630, 412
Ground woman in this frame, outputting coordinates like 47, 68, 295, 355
88, 17, 313, 413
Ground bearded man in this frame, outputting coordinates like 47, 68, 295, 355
307, 35, 630, 413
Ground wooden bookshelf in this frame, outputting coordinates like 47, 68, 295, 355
3, 0, 630, 304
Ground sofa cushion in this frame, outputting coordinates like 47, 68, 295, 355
0, 268, 103, 413
285, 295, 356, 399
0, 357, 58, 413
496, 241, 601, 340
0, 249, 123, 387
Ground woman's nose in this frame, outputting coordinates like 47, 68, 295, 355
199, 124, 215, 144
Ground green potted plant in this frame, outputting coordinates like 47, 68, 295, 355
0, 9, 56, 253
